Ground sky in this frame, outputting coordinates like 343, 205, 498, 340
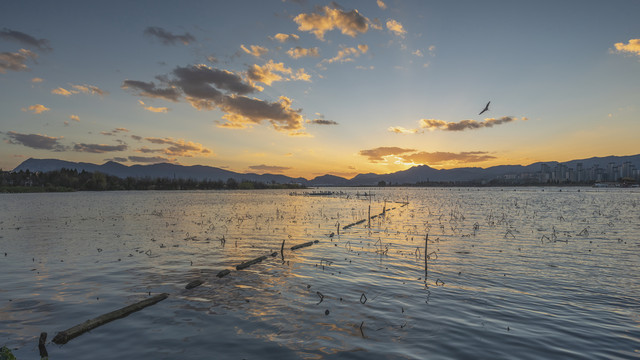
1, 0, 639, 179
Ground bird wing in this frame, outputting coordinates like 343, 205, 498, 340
478, 101, 490, 115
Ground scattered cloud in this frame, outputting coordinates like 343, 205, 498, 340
309, 119, 338, 125
71, 84, 107, 96
22, 104, 50, 114
51, 84, 107, 97
128, 155, 172, 163
173, 64, 258, 97
0, 49, 38, 73
130, 135, 143, 141
100, 128, 129, 136
249, 164, 291, 173
31, 77, 43, 83
412, 49, 423, 57
5, 131, 65, 151
52, 87, 73, 96
121, 80, 181, 101
215, 95, 306, 133
144, 26, 195, 45
403, 151, 496, 165
388, 126, 419, 134
386, 19, 406, 37
419, 116, 526, 131
287, 46, 319, 59
359, 146, 496, 166
241, 44, 268, 58
294, 5, 369, 40
73, 143, 128, 153
138, 100, 169, 113
0, 28, 51, 51
125, 64, 306, 134
144, 137, 213, 157
247, 60, 310, 85
359, 146, 415, 162
613, 38, 640, 56
377, 0, 387, 10
69, 115, 80, 122
108, 157, 128, 163
272, 33, 300, 42
322, 45, 368, 64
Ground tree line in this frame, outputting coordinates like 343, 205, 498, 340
0, 168, 305, 192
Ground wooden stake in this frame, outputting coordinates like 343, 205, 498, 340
52, 293, 169, 344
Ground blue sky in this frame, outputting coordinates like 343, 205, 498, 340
1, 0, 639, 178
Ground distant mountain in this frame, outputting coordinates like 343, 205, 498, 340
12, 158, 307, 184
11, 154, 640, 186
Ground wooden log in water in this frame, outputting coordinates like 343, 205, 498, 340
185, 279, 204, 289
52, 293, 169, 345
236, 255, 268, 270
216, 269, 231, 278
290, 241, 314, 250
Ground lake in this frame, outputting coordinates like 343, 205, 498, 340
1, 188, 639, 359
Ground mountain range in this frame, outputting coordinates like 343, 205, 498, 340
11, 154, 640, 186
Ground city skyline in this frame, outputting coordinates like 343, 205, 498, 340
1, 1, 639, 178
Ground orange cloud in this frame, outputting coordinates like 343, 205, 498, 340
386, 19, 406, 37
323, 45, 368, 64
138, 100, 169, 113
419, 116, 526, 131
294, 6, 369, 40
287, 46, 319, 59
22, 104, 50, 114
613, 38, 640, 56
0, 49, 37, 73
359, 146, 415, 162
403, 151, 496, 165
247, 60, 310, 85
273, 33, 299, 42
388, 126, 419, 134
52, 87, 73, 96
241, 44, 268, 58
144, 137, 213, 157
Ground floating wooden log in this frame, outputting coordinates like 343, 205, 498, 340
216, 269, 231, 278
52, 293, 169, 345
185, 279, 204, 289
290, 240, 318, 250
291, 241, 313, 250
236, 255, 268, 270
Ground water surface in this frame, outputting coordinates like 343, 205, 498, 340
1, 188, 639, 359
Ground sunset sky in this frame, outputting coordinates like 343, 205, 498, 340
1, 0, 639, 179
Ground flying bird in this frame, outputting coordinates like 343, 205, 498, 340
479, 101, 490, 115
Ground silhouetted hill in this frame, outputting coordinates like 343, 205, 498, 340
12, 154, 640, 186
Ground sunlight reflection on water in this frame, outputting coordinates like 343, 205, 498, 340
1, 188, 639, 359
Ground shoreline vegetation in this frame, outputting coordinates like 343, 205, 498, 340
0, 168, 305, 193
1, 168, 637, 193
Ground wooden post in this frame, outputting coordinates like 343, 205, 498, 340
425, 233, 428, 285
